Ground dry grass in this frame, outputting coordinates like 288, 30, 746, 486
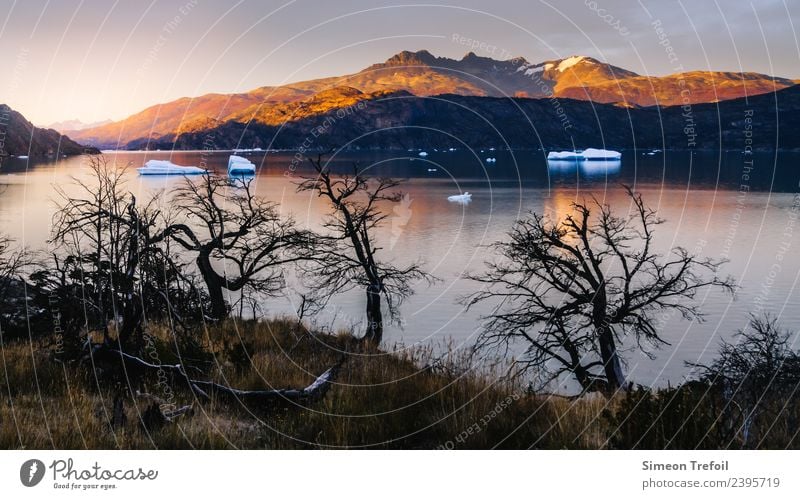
0, 318, 616, 449
4, 318, 797, 449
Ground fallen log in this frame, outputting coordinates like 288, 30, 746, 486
190, 362, 342, 405
87, 343, 343, 408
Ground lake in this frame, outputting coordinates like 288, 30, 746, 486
1, 149, 799, 389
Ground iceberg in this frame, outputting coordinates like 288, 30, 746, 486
547, 150, 584, 160
485, 157, 496, 163
547, 148, 621, 161
418, 151, 428, 157
447, 192, 472, 204
228, 155, 256, 175
581, 148, 622, 161
137, 160, 206, 176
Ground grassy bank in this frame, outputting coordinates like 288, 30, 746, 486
1, 319, 797, 449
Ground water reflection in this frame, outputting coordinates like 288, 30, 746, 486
579, 159, 621, 176
2, 151, 800, 386
547, 158, 621, 177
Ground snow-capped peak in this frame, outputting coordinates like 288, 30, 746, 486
556, 56, 592, 72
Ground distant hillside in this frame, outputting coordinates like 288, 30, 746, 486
49, 118, 112, 133
0, 104, 97, 159
162, 85, 800, 152
67, 50, 795, 149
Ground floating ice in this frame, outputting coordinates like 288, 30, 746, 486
447, 192, 472, 204
418, 151, 428, 157
581, 148, 622, 160
228, 155, 256, 175
547, 150, 584, 160
138, 160, 206, 176
547, 148, 621, 161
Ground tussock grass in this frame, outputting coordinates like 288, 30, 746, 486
2, 319, 797, 449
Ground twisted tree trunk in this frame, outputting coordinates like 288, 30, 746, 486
196, 249, 228, 320
593, 288, 625, 390
364, 282, 383, 344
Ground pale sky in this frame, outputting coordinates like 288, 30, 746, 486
1, 0, 798, 125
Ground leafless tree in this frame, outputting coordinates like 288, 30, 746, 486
165, 174, 317, 320
297, 154, 432, 344
466, 186, 734, 392
49, 155, 189, 346
689, 315, 800, 447
0, 233, 31, 332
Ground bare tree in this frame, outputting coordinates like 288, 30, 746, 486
297, 154, 432, 344
0, 233, 30, 333
466, 186, 734, 392
166, 174, 317, 320
49, 155, 190, 347
689, 315, 800, 447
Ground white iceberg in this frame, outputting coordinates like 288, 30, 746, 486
447, 192, 472, 204
138, 160, 206, 176
485, 157, 496, 163
228, 155, 256, 175
547, 150, 584, 160
16, 155, 29, 160
418, 151, 428, 157
581, 148, 622, 161
547, 148, 621, 161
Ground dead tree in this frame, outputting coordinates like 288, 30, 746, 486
689, 315, 800, 447
0, 234, 31, 334
166, 174, 317, 320
297, 154, 432, 344
49, 156, 184, 347
466, 186, 734, 392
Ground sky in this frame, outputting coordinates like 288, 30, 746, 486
1, 0, 798, 125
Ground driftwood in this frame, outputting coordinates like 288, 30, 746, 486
87, 343, 342, 408
190, 363, 341, 405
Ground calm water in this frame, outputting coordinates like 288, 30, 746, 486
1, 149, 799, 388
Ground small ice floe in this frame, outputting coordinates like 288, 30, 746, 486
485, 157, 496, 163
427, 168, 438, 172
447, 192, 472, 204
580, 148, 621, 161
547, 148, 621, 161
228, 155, 256, 175
418, 151, 428, 157
448, 147, 456, 151
16, 155, 29, 159
547, 150, 584, 160
138, 159, 206, 176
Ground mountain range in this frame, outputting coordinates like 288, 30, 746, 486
57, 50, 798, 150
0, 104, 97, 159
47, 118, 113, 133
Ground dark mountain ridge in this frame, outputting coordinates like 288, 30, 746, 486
0, 104, 97, 160
153, 84, 800, 152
